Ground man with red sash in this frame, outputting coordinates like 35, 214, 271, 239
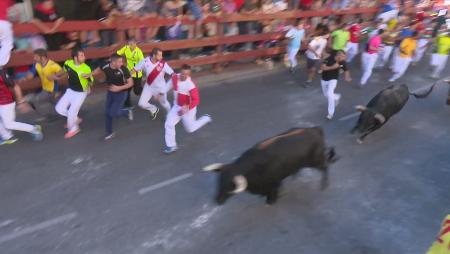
163, 64, 211, 154
134, 48, 174, 120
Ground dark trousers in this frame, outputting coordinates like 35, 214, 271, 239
105, 91, 128, 135
124, 77, 143, 108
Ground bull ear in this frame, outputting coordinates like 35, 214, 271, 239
231, 175, 247, 194
374, 113, 386, 124
203, 163, 225, 172
355, 105, 367, 112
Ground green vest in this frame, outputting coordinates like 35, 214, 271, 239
64, 60, 93, 92
117, 45, 144, 78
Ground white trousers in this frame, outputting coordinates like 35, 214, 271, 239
390, 57, 412, 81
287, 47, 300, 68
0, 102, 35, 140
164, 105, 211, 148
431, 54, 448, 78
360, 52, 378, 86
0, 20, 13, 67
138, 84, 171, 114
55, 89, 87, 132
413, 39, 428, 63
345, 42, 359, 63
389, 47, 400, 70
321, 79, 339, 117
377, 45, 394, 67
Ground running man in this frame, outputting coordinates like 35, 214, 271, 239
346, 18, 362, 64
135, 48, 174, 119
285, 20, 305, 73
430, 30, 450, 79
389, 32, 418, 82
0, 69, 43, 145
19, 49, 62, 112
305, 28, 328, 85
0, 0, 14, 68
360, 29, 383, 87
330, 23, 350, 56
321, 50, 352, 120
55, 48, 94, 139
96, 54, 134, 140
163, 64, 211, 154
117, 37, 144, 108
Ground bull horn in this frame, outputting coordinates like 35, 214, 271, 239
203, 163, 224, 172
374, 113, 386, 124
231, 175, 247, 194
355, 105, 367, 112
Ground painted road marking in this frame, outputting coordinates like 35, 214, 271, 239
0, 212, 77, 245
138, 173, 193, 195
339, 112, 359, 121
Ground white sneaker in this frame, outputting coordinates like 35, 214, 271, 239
388, 78, 395, 82
326, 114, 333, 120
335, 94, 341, 107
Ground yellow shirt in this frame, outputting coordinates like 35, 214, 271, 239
387, 18, 397, 30
427, 214, 450, 254
436, 34, 450, 55
399, 38, 416, 58
35, 60, 62, 93
117, 45, 144, 78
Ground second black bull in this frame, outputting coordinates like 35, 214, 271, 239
351, 83, 436, 143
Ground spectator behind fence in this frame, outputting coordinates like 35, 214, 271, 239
32, 0, 65, 50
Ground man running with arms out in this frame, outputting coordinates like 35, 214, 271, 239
135, 48, 174, 120
321, 50, 351, 120
96, 54, 134, 140
19, 49, 62, 113
117, 37, 144, 108
55, 48, 94, 139
0, 69, 43, 145
163, 64, 211, 154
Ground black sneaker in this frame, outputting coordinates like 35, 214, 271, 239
151, 108, 159, 120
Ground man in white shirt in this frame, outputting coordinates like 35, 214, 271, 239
305, 29, 328, 85
134, 48, 174, 120
163, 64, 211, 154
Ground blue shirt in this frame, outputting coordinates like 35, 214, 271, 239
286, 27, 305, 49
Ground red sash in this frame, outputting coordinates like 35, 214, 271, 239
146, 60, 165, 85
171, 74, 179, 92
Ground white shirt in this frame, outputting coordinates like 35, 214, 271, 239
306, 36, 327, 60
134, 57, 174, 90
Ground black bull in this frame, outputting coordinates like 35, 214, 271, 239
351, 83, 436, 143
203, 127, 338, 205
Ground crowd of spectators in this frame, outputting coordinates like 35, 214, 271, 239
5, 0, 447, 76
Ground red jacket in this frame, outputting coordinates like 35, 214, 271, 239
0, 0, 13, 21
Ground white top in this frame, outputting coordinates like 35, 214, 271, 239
306, 36, 327, 60
134, 57, 174, 90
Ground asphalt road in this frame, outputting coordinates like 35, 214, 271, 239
1, 55, 450, 254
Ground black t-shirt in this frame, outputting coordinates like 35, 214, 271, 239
102, 65, 131, 87
321, 55, 347, 81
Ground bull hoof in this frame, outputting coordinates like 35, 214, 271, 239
356, 138, 363, 144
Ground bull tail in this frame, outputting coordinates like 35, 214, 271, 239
326, 147, 339, 164
409, 82, 437, 99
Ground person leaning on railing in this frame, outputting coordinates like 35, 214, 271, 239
117, 37, 144, 109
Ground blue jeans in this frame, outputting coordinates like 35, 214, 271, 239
105, 91, 127, 135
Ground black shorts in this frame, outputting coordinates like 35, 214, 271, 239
307, 57, 320, 69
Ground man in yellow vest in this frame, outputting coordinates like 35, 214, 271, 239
427, 214, 450, 254
430, 30, 450, 79
117, 37, 144, 109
